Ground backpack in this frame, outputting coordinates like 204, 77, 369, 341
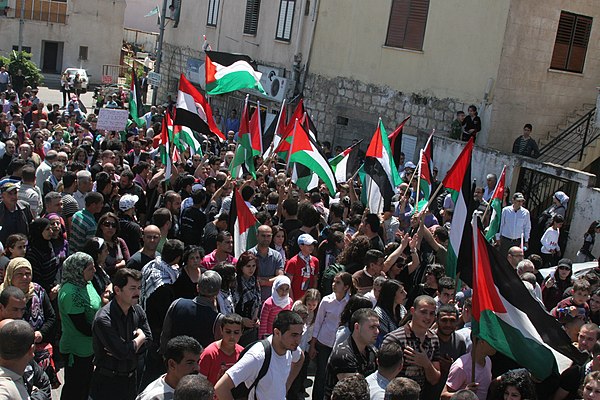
231, 339, 272, 400
320, 263, 346, 296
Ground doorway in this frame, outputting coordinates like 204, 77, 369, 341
41, 41, 63, 73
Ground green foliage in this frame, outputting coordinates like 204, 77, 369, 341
124, 64, 145, 86
0, 50, 44, 88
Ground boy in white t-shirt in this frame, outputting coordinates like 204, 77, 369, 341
214, 310, 305, 400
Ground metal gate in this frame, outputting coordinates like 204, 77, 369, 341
516, 167, 578, 255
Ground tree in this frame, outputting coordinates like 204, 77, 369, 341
0, 50, 44, 88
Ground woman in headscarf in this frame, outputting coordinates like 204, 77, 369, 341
0, 257, 60, 387
47, 213, 69, 267
58, 252, 101, 400
258, 275, 293, 339
82, 237, 112, 305
26, 218, 60, 297
539, 191, 569, 229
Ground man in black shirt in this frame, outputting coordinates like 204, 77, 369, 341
202, 212, 229, 254
91, 268, 151, 400
126, 225, 161, 271
324, 308, 379, 399
180, 189, 207, 247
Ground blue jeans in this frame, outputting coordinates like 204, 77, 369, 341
312, 341, 332, 400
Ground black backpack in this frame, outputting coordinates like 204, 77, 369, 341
231, 339, 271, 400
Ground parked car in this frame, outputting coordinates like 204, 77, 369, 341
63, 68, 89, 93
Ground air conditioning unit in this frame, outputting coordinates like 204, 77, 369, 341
267, 76, 288, 103
253, 65, 288, 103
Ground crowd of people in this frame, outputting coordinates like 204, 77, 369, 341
0, 71, 599, 400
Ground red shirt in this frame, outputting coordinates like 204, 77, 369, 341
199, 341, 244, 385
285, 253, 319, 300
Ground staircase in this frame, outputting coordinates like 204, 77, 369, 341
537, 104, 600, 168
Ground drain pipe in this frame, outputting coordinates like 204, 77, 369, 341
298, 0, 320, 95
289, 0, 308, 99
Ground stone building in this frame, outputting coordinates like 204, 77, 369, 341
157, 0, 600, 165
0, 0, 125, 84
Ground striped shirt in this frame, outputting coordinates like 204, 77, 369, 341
69, 209, 97, 254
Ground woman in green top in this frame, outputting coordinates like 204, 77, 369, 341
58, 252, 101, 400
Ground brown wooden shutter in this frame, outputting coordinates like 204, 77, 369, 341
385, 0, 429, 51
551, 11, 593, 73
244, 0, 261, 35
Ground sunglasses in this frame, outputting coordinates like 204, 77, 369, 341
102, 221, 117, 228
558, 266, 571, 271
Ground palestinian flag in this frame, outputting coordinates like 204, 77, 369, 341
472, 214, 587, 379
416, 133, 434, 210
249, 102, 263, 157
485, 166, 506, 242
441, 138, 474, 281
329, 140, 363, 182
175, 73, 225, 141
274, 99, 305, 162
288, 119, 337, 195
359, 120, 401, 214
205, 50, 265, 95
129, 68, 145, 127
160, 111, 173, 178
230, 97, 255, 179
173, 124, 202, 156
388, 116, 410, 169
263, 99, 286, 159
228, 187, 259, 259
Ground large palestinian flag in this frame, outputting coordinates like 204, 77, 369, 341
288, 119, 337, 196
441, 138, 474, 282
175, 73, 225, 141
359, 120, 401, 214
472, 214, 587, 379
485, 165, 506, 242
205, 50, 265, 95
129, 68, 145, 127
229, 187, 259, 258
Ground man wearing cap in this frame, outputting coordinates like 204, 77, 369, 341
497, 193, 531, 256
119, 170, 147, 225
285, 233, 320, 300
118, 194, 143, 254
0, 180, 33, 244
160, 270, 224, 351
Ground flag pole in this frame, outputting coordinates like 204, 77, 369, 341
471, 336, 477, 383
415, 149, 423, 212
482, 165, 506, 223
401, 167, 419, 200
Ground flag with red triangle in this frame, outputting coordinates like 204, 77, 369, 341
228, 187, 260, 258
249, 102, 262, 157
263, 99, 287, 159
388, 116, 410, 169
416, 132, 434, 210
230, 96, 255, 179
485, 166, 506, 242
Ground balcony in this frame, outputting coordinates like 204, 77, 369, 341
2, 0, 68, 24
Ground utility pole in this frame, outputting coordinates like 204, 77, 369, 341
18, 0, 25, 51
151, 0, 168, 106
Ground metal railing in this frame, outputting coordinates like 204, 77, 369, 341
538, 107, 599, 165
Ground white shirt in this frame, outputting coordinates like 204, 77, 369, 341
35, 160, 52, 193
366, 371, 390, 400
498, 205, 531, 241
540, 227, 560, 254
135, 374, 174, 400
312, 293, 349, 347
227, 335, 301, 400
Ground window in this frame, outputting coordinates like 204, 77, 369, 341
12, 46, 32, 53
243, 0, 261, 35
385, 0, 430, 51
276, 0, 295, 41
550, 11, 592, 73
207, 0, 219, 27
78, 46, 88, 61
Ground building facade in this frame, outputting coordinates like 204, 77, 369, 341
0, 0, 125, 83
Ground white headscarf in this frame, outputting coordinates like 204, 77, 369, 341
271, 275, 291, 308
554, 191, 569, 208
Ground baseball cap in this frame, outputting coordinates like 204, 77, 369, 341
513, 192, 525, 201
0, 180, 20, 193
557, 258, 573, 269
404, 161, 416, 170
298, 233, 317, 246
197, 270, 222, 297
119, 194, 139, 212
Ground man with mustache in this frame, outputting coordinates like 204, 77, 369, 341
90, 268, 152, 400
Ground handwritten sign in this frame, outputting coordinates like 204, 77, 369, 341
97, 108, 129, 131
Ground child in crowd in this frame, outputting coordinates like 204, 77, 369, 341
199, 313, 244, 386
552, 279, 591, 321
285, 233, 319, 301
258, 275, 293, 339
540, 214, 564, 268
0, 233, 28, 277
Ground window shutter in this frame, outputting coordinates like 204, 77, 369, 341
244, 0, 261, 35
385, 0, 429, 51
568, 15, 592, 72
207, 0, 220, 26
276, 0, 295, 41
551, 11, 593, 73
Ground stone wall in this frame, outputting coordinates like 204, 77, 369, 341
303, 73, 474, 149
